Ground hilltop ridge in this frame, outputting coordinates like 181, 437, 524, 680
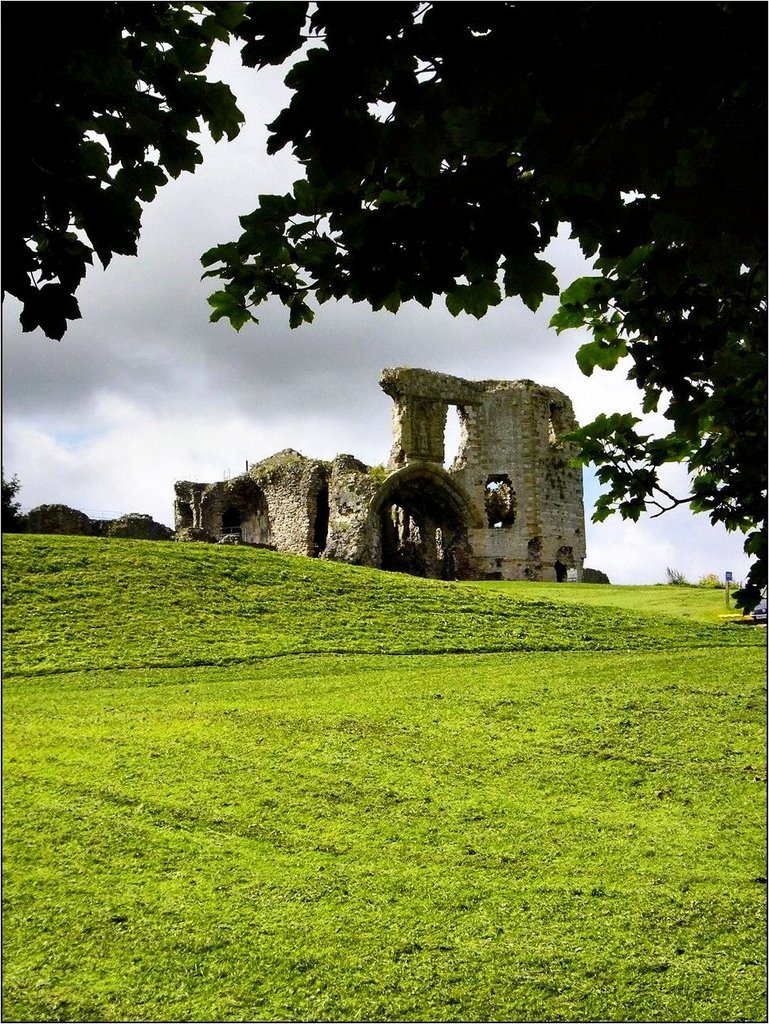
3, 535, 759, 678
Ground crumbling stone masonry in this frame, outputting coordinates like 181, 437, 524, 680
22, 506, 173, 541
173, 368, 586, 582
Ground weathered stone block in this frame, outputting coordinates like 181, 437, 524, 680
104, 513, 173, 541
25, 504, 93, 536
583, 567, 611, 584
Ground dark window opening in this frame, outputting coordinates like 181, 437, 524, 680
313, 485, 329, 556
178, 503, 193, 528
526, 537, 543, 581
555, 545, 574, 582
484, 475, 516, 528
381, 502, 426, 576
221, 506, 242, 537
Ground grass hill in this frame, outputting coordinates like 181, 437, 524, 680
3, 535, 766, 1023
3, 535, 761, 676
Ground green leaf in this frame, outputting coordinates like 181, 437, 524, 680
502, 257, 559, 311
292, 179, 317, 216
209, 303, 255, 331
549, 305, 587, 333
559, 276, 606, 308
376, 189, 411, 208
445, 280, 501, 319
201, 81, 245, 142
575, 338, 628, 376
228, 306, 256, 331
19, 283, 81, 340
288, 295, 314, 329
80, 141, 111, 179
200, 242, 239, 270
237, 2, 309, 68
207, 289, 255, 330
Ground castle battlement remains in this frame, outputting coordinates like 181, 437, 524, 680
173, 368, 586, 582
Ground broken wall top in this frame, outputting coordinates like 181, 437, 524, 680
380, 367, 574, 406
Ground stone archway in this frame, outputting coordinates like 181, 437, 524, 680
370, 465, 479, 580
196, 476, 270, 544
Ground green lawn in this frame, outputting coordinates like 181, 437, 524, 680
463, 579, 752, 625
3, 536, 766, 1022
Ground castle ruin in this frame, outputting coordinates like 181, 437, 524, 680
173, 368, 586, 582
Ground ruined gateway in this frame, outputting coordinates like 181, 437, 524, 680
174, 368, 586, 582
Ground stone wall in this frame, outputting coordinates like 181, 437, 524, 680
21, 505, 173, 541
324, 455, 380, 566
250, 450, 328, 556
174, 476, 270, 545
100, 514, 173, 541
24, 504, 93, 536
173, 368, 587, 583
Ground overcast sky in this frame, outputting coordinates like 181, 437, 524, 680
2, 42, 753, 587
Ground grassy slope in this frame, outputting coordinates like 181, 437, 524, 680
464, 579, 751, 624
2, 536, 761, 676
3, 536, 766, 1023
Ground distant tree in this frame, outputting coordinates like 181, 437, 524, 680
2, 472, 24, 533
665, 568, 690, 588
3, 3, 766, 609
697, 573, 724, 590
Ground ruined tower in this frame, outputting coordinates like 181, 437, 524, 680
173, 367, 586, 582
374, 368, 586, 580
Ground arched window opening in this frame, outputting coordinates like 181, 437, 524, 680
378, 471, 471, 580
484, 475, 516, 528
443, 406, 461, 470
554, 545, 574, 582
549, 402, 568, 446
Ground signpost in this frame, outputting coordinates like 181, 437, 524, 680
725, 571, 733, 607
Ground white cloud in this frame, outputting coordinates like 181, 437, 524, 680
585, 504, 751, 587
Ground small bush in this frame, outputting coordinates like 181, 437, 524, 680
666, 567, 691, 587
2, 471, 24, 533
697, 573, 725, 589
368, 464, 388, 487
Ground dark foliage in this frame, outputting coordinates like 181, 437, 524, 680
2, 472, 24, 532
2, 1, 245, 339
4, 3, 766, 607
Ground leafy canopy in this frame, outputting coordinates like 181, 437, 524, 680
2, 1, 245, 339
4, 3, 766, 608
